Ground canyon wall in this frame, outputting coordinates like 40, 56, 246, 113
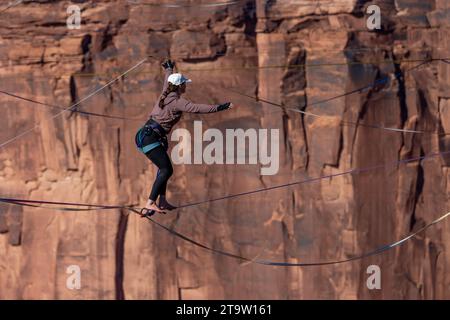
0, 0, 449, 299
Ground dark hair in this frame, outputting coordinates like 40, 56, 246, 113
159, 83, 180, 109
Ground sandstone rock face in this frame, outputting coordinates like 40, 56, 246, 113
0, 0, 449, 299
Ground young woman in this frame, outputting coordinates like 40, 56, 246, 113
136, 59, 233, 216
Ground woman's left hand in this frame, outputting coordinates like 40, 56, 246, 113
162, 59, 175, 69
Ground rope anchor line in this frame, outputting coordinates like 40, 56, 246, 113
2, 58, 448, 140
227, 58, 450, 136
1, 197, 448, 267
0, 56, 154, 150
1, 148, 450, 267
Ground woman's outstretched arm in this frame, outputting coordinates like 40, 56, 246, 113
175, 99, 232, 113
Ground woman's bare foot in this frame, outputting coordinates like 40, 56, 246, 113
144, 200, 165, 214
159, 197, 177, 211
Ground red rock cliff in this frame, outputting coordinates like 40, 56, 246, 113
0, 0, 449, 299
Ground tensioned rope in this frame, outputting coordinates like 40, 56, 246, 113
226, 58, 450, 135
0, 88, 212, 125
1, 195, 448, 267
0, 0, 23, 15
1, 59, 446, 195
1, 135, 449, 266
0, 89, 142, 121
0, 56, 151, 150
175, 150, 450, 209
1, 148, 447, 212
2, 58, 448, 138
140, 208, 450, 267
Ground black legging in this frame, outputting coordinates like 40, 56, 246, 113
146, 146, 173, 201
143, 132, 173, 201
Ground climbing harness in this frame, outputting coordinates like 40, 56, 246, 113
135, 119, 168, 154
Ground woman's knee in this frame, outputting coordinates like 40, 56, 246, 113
159, 166, 173, 180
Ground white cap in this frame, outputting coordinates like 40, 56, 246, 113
167, 73, 192, 86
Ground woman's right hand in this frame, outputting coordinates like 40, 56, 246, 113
217, 102, 233, 111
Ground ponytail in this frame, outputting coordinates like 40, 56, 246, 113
159, 83, 179, 109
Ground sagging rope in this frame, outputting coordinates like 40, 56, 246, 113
2, 149, 448, 214
1, 150, 448, 266
3, 58, 448, 138
0, 56, 152, 150
226, 58, 450, 136
140, 208, 450, 267
1, 197, 448, 267
0, 0, 24, 15
0, 89, 143, 122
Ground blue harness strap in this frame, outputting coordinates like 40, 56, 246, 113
135, 127, 161, 154
139, 141, 161, 154
135, 120, 167, 154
